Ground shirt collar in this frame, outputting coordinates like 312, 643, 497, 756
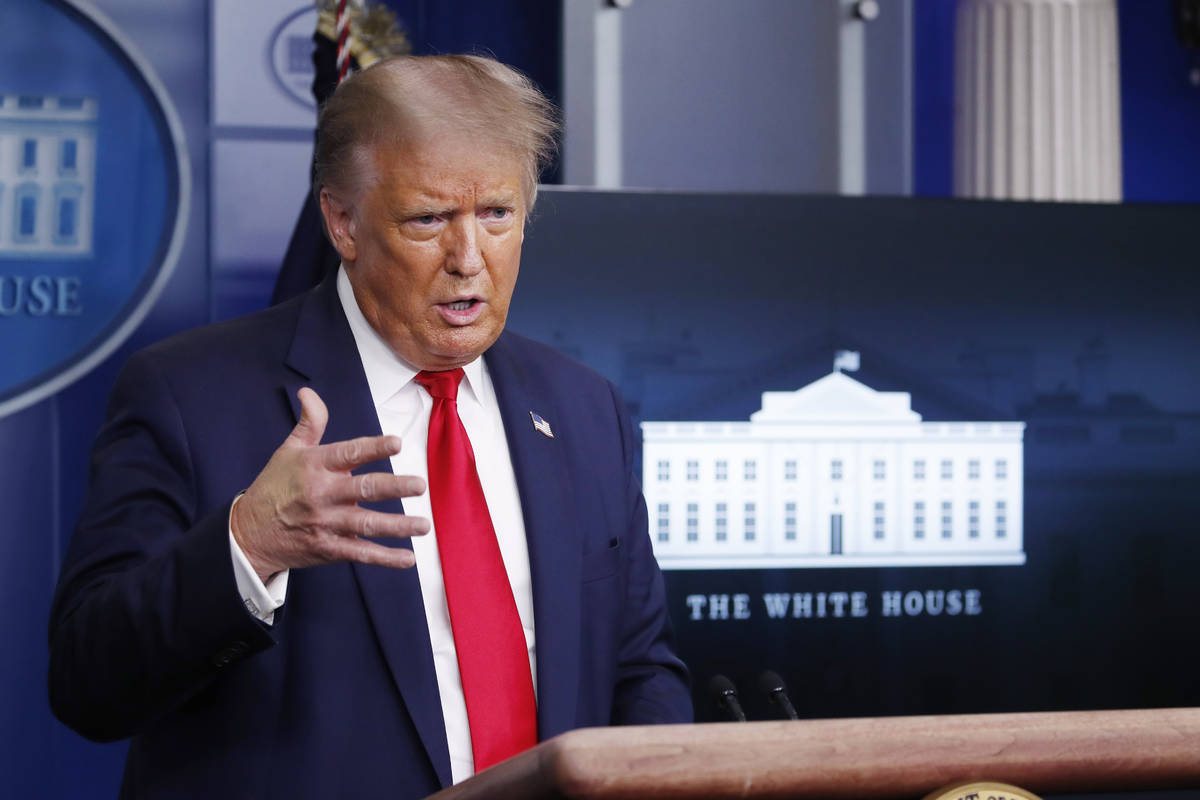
336, 265, 486, 409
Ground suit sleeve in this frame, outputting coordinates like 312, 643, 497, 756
607, 382, 694, 725
47, 350, 275, 742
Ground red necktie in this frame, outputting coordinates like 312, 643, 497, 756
414, 368, 538, 772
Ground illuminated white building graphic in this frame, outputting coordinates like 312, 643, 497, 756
642, 367, 1025, 569
0, 94, 97, 257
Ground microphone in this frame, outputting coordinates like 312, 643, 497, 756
708, 674, 747, 722
758, 669, 799, 720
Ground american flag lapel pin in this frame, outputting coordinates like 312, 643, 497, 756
529, 411, 554, 438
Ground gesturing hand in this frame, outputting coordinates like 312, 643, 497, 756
231, 387, 429, 582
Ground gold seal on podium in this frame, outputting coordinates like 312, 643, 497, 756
923, 781, 1043, 800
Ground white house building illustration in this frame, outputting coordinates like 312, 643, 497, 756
641, 362, 1025, 569
0, 94, 97, 257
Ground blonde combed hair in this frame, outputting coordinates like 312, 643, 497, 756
313, 54, 560, 212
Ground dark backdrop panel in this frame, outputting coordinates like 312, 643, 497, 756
512, 188, 1200, 723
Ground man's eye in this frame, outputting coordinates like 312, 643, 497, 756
413, 215, 439, 225
485, 207, 511, 220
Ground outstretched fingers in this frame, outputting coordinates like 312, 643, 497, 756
325, 472, 427, 505
320, 434, 403, 472
235, 386, 431, 579
313, 534, 419, 570
323, 506, 431, 540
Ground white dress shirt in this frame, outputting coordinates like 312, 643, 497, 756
230, 266, 536, 784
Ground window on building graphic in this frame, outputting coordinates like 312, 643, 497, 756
744, 459, 757, 481
18, 95, 44, 109
715, 502, 727, 541
60, 139, 78, 174
941, 501, 953, 539
831, 459, 843, 481
914, 459, 925, 480
287, 35, 311, 73
941, 459, 953, 480
913, 501, 925, 539
686, 503, 698, 542
873, 460, 886, 480
53, 182, 83, 244
656, 460, 669, 482
784, 501, 797, 541
656, 503, 669, 543
686, 460, 698, 482
996, 500, 1007, 539
784, 459, 797, 481
55, 193, 78, 243
744, 502, 757, 541
715, 459, 727, 482
873, 501, 885, 539
14, 184, 39, 241
968, 500, 980, 539
968, 459, 980, 480
58, 97, 85, 110
22, 140, 37, 170
996, 459, 1008, 480
20, 195, 37, 237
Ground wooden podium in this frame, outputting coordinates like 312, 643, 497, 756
426, 707, 1200, 799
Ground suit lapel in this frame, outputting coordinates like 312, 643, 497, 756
485, 334, 583, 740
284, 278, 452, 787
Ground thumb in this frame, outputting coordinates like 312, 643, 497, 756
286, 387, 329, 448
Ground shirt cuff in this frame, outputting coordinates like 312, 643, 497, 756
228, 495, 289, 625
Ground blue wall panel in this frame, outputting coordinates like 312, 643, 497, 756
0, 0, 210, 794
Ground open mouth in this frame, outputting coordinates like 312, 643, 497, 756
436, 297, 485, 325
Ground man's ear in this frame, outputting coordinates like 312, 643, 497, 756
319, 188, 358, 263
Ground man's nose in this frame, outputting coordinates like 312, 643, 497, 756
445, 216, 484, 276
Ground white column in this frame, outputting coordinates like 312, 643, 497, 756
954, 0, 1121, 201
561, 0, 623, 188
839, 0, 867, 195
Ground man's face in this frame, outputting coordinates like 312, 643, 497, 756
323, 136, 525, 371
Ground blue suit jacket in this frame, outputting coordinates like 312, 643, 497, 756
48, 276, 691, 798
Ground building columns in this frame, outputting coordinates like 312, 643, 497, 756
954, 0, 1121, 201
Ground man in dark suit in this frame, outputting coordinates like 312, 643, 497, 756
49, 55, 691, 798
